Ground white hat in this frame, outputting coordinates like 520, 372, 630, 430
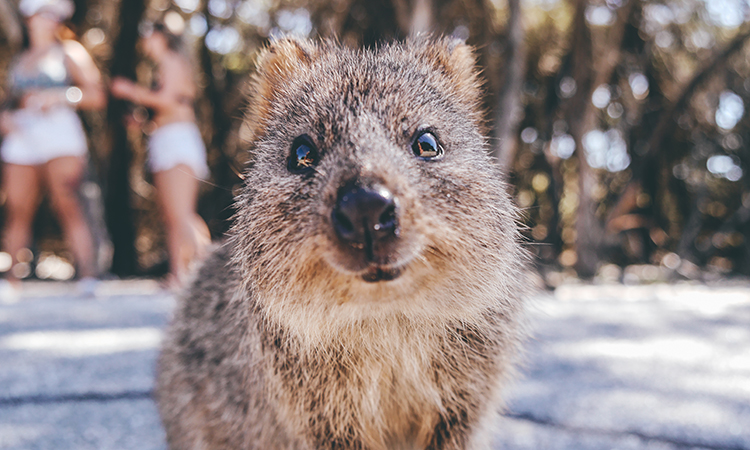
19, 0, 75, 21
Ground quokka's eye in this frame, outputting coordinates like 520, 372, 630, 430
411, 131, 444, 160
288, 135, 319, 174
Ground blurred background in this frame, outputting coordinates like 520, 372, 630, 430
0, 0, 748, 285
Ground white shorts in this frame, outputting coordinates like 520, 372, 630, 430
1, 107, 87, 165
148, 122, 210, 180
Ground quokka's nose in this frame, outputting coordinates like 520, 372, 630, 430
332, 181, 398, 253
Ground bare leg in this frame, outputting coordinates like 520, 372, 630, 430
45, 156, 95, 279
152, 164, 210, 287
1, 163, 42, 284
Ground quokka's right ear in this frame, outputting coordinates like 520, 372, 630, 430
416, 37, 482, 102
244, 37, 318, 142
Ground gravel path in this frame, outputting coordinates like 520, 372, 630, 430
0, 281, 748, 450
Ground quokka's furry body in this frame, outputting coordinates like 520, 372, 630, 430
156, 37, 528, 450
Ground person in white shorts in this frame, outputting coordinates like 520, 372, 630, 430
0, 0, 106, 292
111, 21, 210, 289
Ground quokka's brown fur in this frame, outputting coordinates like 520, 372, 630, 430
156, 37, 529, 450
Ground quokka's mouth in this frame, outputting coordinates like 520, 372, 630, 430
361, 265, 402, 283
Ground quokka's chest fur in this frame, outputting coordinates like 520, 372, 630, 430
260, 313, 512, 449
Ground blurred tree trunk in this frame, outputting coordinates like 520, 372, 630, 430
104, 0, 144, 276
197, 1, 242, 237
560, 0, 598, 277
558, 0, 633, 277
676, 186, 708, 263
603, 3, 662, 262
70, 0, 90, 29
336, 0, 402, 46
492, 0, 525, 171
0, 0, 22, 50
391, 0, 433, 35
539, 150, 565, 260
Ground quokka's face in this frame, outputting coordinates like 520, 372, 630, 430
235, 38, 518, 301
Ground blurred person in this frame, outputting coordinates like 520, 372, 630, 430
0, 0, 106, 296
110, 21, 210, 290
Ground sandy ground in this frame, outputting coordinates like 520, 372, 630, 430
0, 280, 748, 450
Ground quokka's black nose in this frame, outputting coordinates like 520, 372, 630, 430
332, 181, 398, 253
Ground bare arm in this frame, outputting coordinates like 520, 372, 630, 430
63, 40, 106, 110
110, 77, 174, 110
0, 111, 14, 136
110, 56, 194, 112
1, 73, 17, 135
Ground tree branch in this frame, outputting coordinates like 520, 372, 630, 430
492, 0, 526, 170
606, 25, 750, 233
645, 25, 750, 156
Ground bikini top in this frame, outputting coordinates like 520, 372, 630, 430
8, 45, 71, 99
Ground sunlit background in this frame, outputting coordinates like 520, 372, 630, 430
0, 0, 749, 285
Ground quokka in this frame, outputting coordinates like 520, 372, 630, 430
156, 37, 529, 450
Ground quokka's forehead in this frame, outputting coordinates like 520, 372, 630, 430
307, 50, 452, 92
244, 38, 485, 148
286, 59, 471, 126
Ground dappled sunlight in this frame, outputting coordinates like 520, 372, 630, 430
0, 424, 51, 448
34, 253, 76, 281
573, 390, 741, 431
582, 129, 630, 172
715, 90, 745, 130
205, 25, 241, 54
707, 154, 743, 181
549, 336, 732, 365
555, 284, 750, 307
0, 328, 162, 357
506, 289, 750, 448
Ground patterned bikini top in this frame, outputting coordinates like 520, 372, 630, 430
8, 45, 71, 99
